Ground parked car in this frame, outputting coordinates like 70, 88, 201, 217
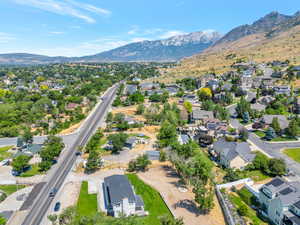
54, 202, 61, 212
11, 170, 21, 176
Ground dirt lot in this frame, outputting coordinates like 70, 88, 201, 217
59, 121, 82, 135
138, 164, 226, 225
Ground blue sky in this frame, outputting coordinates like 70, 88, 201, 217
0, 0, 299, 57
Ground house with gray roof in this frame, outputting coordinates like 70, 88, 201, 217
259, 177, 300, 225
191, 107, 214, 124
102, 175, 146, 217
261, 115, 289, 130
212, 138, 255, 169
251, 103, 266, 112
125, 84, 138, 95
273, 85, 291, 96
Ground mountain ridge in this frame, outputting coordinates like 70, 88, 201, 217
0, 30, 222, 64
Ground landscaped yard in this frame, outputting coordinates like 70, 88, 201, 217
0, 146, 13, 161
253, 130, 265, 138
126, 173, 172, 225
0, 184, 26, 195
20, 164, 43, 177
229, 193, 267, 225
244, 170, 270, 182
271, 136, 298, 142
283, 148, 300, 163
76, 181, 98, 217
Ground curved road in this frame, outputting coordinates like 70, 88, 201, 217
17, 84, 119, 225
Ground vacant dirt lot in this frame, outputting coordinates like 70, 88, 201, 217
138, 164, 226, 225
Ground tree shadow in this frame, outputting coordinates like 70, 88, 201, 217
173, 199, 202, 216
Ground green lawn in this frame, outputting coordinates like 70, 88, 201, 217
126, 174, 173, 225
76, 181, 98, 217
271, 136, 298, 142
244, 170, 270, 182
0, 146, 13, 161
229, 193, 267, 225
283, 148, 300, 163
253, 130, 265, 138
20, 164, 43, 177
0, 184, 26, 195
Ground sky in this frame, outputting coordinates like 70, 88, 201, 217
0, 0, 299, 57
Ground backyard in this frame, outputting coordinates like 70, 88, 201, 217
76, 181, 98, 217
283, 148, 300, 163
229, 190, 267, 225
126, 173, 172, 225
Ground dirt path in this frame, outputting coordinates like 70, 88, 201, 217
138, 164, 226, 225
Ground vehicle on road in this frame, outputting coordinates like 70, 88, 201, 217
49, 188, 58, 198
75, 151, 82, 156
54, 202, 61, 212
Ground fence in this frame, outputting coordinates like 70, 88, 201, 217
215, 187, 235, 225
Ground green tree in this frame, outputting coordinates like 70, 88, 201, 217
239, 128, 249, 141
268, 158, 286, 176
23, 128, 33, 143
12, 155, 31, 173
271, 117, 281, 135
237, 205, 248, 216
252, 152, 269, 172
193, 182, 214, 214
287, 119, 298, 137
236, 97, 251, 118
183, 101, 193, 114
136, 104, 145, 115
160, 215, 184, 225
108, 133, 129, 154
47, 214, 57, 225
265, 127, 276, 141
0, 216, 6, 225
85, 149, 102, 173
106, 112, 113, 123
157, 120, 177, 147
127, 154, 151, 172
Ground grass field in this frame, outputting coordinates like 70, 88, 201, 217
283, 148, 300, 163
76, 181, 98, 217
271, 136, 298, 142
244, 170, 270, 182
0, 146, 13, 161
253, 130, 265, 138
229, 193, 267, 225
126, 174, 173, 225
20, 164, 43, 177
0, 184, 26, 195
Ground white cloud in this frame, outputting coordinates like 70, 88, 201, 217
0, 32, 16, 43
159, 30, 187, 39
49, 31, 65, 35
13, 0, 111, 23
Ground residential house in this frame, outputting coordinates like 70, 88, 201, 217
203, 118, 228, 138
139, 82, 159, 91
294, 97, 300, 114
242, 69, 255, 78
261, 115, 289, 130
241, 77, 253, 91
222, 83, 232, 92
165, 84, 179, 96
178, 134, 190, 145
102, 175, 146, 217
206, 79, 219, 91
182, 94, 199, 105
261, 78, 275, 89
251, 103, 266, 112
259, 177, 300, 225
258, 96, 275, 105
146, 151, 160, 160
246, 91, 256, 103
191, 107, 214, 124
125, 85, 138, 95
197, 74, 215, 88
65, 103, 80, 111
212, 138, 255, 169
124, 137, 138, 149
273, 86, 291, 96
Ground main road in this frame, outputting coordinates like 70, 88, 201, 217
20, 83, 119, 225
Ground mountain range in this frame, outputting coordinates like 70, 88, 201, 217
168, 11, 300, 77
0, 30, 221, 64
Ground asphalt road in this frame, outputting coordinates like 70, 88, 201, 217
20, 84, 119, 225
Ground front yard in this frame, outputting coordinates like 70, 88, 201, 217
76, 181, 98, 217
283, 148, 300, 163
0, 184, 26, 196
253, 130, 297, 142
126, 173, 172, 225
20, 164, 43, 177
0, 146, 13, 161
